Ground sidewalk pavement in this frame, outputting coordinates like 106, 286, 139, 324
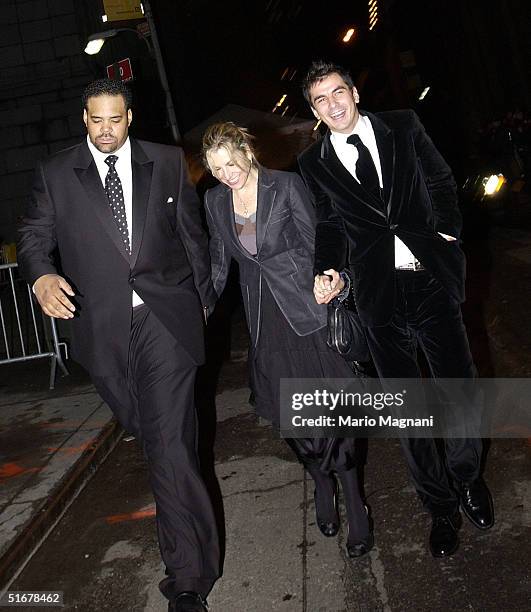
0, 364, 120, 589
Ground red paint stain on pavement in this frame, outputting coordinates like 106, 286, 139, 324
46, 441, 96, 455
105, 505, 156, 524
0, 462, 41, 482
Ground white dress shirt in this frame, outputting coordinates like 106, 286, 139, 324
330, 115, 420, 269
87, 136, 143, 306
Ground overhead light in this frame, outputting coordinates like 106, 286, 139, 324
313, 119, 322, 131
84, 38, 105, 55
342, 28, 355, 43
102, 14, 108, 22
84, 30, 119, 55
418, 86, 431, 100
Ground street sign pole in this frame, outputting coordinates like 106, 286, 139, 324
142, 0, 181, 144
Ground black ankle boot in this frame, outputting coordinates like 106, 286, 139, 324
338, 469, 374, 557
346, 505, 374, 558
314, 477, 339, 537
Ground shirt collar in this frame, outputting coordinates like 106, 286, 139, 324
86, 135, 131, 163
330, 113, 372, 146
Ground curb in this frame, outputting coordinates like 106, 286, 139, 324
0, 419, 123, 590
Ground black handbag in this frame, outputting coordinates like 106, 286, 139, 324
326, 289, 371, 363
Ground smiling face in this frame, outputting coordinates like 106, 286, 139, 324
206, 145, 253, 190
309, 72, 360, 134
83, 93, 132, 153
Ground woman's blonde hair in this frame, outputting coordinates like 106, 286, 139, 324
201, 121, 257, 171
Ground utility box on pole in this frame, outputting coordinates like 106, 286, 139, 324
103, 0, 144, 22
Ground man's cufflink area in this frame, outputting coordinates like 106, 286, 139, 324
336, 270, 351, 301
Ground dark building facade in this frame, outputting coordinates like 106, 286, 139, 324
0, 0, 94, 244
0, 0, 171, 245
1, 0, 529, 244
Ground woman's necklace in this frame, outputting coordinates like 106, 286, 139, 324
235, 188, 256, 218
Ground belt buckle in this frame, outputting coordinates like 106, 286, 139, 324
396, 260, 424, 272
396, 262, 415, 271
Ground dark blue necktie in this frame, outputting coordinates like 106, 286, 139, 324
346, 134, 380, 194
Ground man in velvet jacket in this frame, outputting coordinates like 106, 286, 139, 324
17, 79, 217, 612
298, 61, 494, 558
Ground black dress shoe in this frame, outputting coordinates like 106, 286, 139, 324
168, 592, 209, 612
458, 478, 494, 530
346, 505, 374, 558
429, 511, 462, 558
314, 479, 339, 537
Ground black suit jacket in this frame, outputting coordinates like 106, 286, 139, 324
17, 138, 216, 376
298, 110, 466, 327
204, 168, 326, 348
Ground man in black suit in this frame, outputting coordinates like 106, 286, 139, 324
17, 79, 218, 611
298, 61, 494, 557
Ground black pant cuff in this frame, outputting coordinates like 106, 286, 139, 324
159, 576, 217, 601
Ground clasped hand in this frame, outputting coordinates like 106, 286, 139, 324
313, 269, 345, 305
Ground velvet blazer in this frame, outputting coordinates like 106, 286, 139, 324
17, 138, 215, 376
204, 168, 327, 348
298, 110, 466, 327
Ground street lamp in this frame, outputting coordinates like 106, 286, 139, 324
84, 29, 152, 55
84, 1, 181, 144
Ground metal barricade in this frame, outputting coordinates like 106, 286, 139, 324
0, 263, 68, 389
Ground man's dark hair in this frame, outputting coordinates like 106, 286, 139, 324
302, 60, 355, 105
82, 78, 133, 111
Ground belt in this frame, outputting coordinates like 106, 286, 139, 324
395, 261, 425, 272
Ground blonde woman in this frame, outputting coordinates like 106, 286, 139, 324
202, 122, 372, 557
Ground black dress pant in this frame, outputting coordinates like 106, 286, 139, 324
92, 305, 219, 599
364, 270, 482, 516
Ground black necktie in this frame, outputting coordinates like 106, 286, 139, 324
346, 134, 380, 194
104, 155, 130, 254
